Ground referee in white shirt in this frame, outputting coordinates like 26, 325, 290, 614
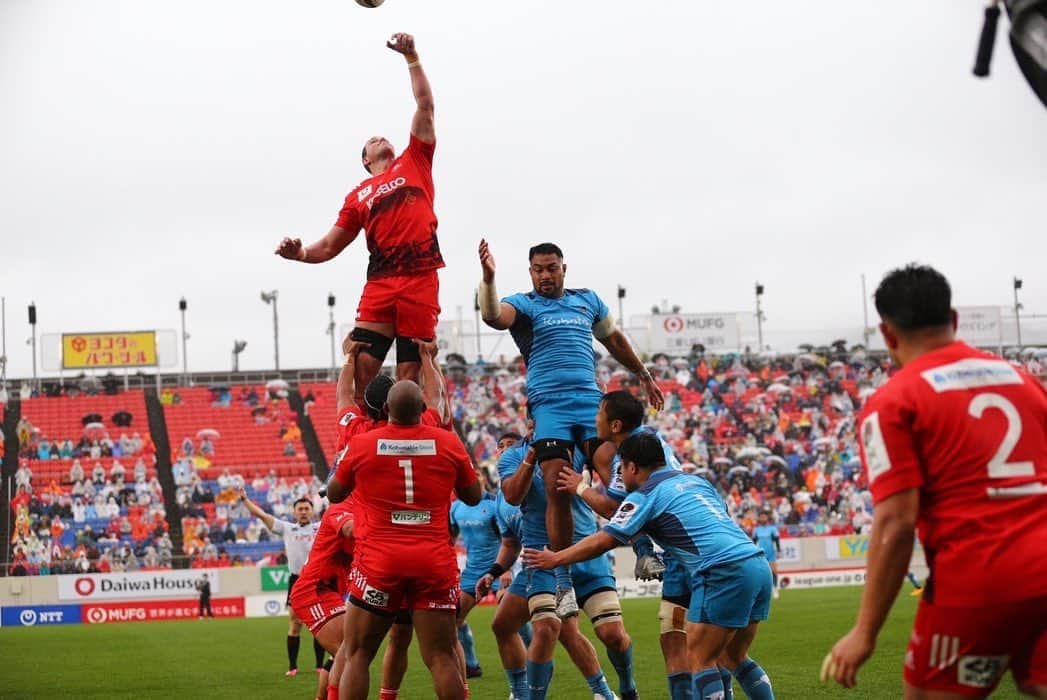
241, 490, 324, 677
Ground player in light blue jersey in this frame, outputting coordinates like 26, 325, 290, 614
450, 488, 502, 678
477, 239, 664, 608
751, 512, 781, 600
560, 390, 698, 699
499, 436, 637, 700
526, 434, 776, 700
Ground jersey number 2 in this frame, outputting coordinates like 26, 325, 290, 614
968, 393, 1045, 498
399, 459, 415, 504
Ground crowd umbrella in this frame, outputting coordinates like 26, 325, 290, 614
196, 428, 221, 441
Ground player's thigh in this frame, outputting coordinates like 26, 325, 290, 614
720, 621, 760, 669
457, 590, 478, 623
906, 596, 1046, 697
392, 271, 440, 340
413, 609, 460, 665
493, 592, 530, 637
685, 620, 736, 667
314, 613, 347, 656
344, 603, 394, 658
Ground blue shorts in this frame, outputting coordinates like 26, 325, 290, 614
661, 553, 692, 607
530, 392, 601, 447
525, 555, 616, 605
687, 555, 772, 629
509, 569, 529, 599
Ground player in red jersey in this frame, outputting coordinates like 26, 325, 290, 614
826, 265, 1047, 698
328, 380, 481, 700
289, 499, 355, 700
334, 338, 450, 454
275, 32, 441, 407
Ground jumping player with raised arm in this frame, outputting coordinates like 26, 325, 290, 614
330, 381, 482, 700
241, 492, 325, 679
478, 239, 664, 613
277, 33, 442, 406
825, 265, 1047, 698
525, 433, 775, 700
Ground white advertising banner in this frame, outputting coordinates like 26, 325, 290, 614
956, 306, 1004, 347
778, 539, 802, 564
648, 313, 741, 355
57, 569, 221, 601
245, 594, 287, 619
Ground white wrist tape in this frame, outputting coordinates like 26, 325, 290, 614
478, 280, 501, 321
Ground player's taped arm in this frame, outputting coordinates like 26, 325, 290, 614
301, 225, 359, 264
852, 488, 918, 641
477, 280, 507, 325
592, 314, 617, 340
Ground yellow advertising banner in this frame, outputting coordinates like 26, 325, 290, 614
62, 331, 158, 369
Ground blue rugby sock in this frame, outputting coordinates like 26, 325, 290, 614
507, 667, 529, 700
586, 671, 614, 700
607, 642, 637, 695
693, 668, 724, 700
526, 659, 554, 700
457, 623, 479, 668
668, 672, 694, 699
734, 659, 774, 700
720, 668, 735, 699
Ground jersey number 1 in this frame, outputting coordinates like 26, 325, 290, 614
968, 393, 1046, 498
399, 459, 415, 504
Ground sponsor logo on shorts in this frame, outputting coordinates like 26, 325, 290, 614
392, 510, 432, 525
610, 502, 636, 527
377, 439, 436, 456
957, 655, 1008, 688
363, 586, 389, 608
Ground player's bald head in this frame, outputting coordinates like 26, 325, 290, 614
386, 380, 425, 425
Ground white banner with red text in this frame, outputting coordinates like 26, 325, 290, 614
57, 570, 222, 601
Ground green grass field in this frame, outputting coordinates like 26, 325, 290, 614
0, 587, 1025, 699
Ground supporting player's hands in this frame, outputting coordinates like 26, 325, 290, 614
342, 336, 370, 358
411, 338, 440, 358
478, 239, 496, 283
475, 573, 495, 599
823, 626, 876, 689
275, 237, 304, 260
386, 33, 416, 57
640, 374, 665, 411
521, 546, 559, 570
556, 465, 590, 495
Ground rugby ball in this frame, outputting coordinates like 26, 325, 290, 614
355, 0, 384, 7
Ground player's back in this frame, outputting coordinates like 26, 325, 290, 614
299, 500, 355, 586
451, 495, 501, 567
345, 423, 473, 569
860, 342, 1047, 606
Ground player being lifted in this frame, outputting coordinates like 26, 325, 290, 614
825, 265, 1047, 698
478, 239, 663, 609
277, 33, 442, 406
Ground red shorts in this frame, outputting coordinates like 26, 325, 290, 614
347, 552, 458, 614
905, 596, 1047, 695
289, 578, 347, 634
356, 270, 440, 340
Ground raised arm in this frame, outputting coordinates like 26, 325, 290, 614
239, 489, 277, 532
336, 338, 369, 412
477, 239, 518, 330
414, 338, 449, 424
597, 330, 665, 411
386, 33, 434, 144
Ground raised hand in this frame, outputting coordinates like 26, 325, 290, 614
342, 336, 371, 358
411, 338, 440, 358
641, 374, 665, 411
386, 33, 416, 57
275, 237, 304, 260
478, 239, 496, 283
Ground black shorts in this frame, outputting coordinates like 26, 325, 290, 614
286, 573, 300, 607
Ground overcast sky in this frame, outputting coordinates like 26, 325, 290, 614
2, 0, 1045, 378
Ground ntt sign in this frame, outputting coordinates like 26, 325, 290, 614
57, 570, 221, 601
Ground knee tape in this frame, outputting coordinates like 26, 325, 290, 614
394, 336, 424, 364
527, 593, 559, 622
582, 590, 622, 628
533, 438, 573, 465
350, 327, 393, 362
658, 600, 687, 635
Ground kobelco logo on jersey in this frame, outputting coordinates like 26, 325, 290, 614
365, 177, 406, 209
